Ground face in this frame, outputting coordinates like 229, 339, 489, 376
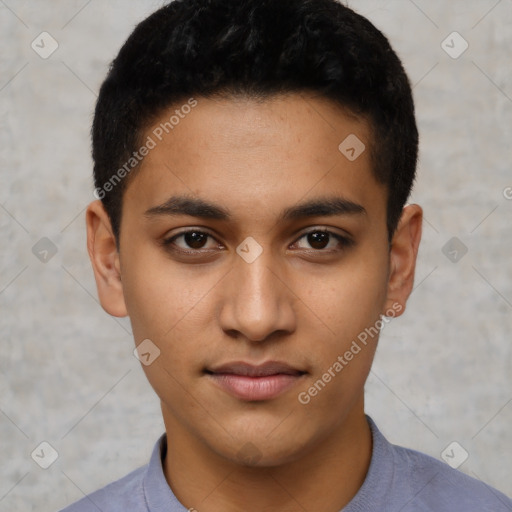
87, 93, 422, 467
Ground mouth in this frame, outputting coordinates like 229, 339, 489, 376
205, 361, 307, 401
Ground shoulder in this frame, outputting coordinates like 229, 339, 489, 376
59, 464, 147, 511
59, 433, 186, 512
346, 417, 512, 512
391, 443, 512, 511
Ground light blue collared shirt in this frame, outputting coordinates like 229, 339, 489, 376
59, 416, 512, 511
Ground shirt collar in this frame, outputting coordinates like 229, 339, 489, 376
142, 415, 391, 511
341, 415, 396, 511
142, 433, 188, 511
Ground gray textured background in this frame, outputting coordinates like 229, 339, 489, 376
1, 1, 511, 510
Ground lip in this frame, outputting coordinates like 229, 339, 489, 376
205, 361, 306, 401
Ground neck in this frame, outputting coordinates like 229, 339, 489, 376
162, 402, 372, 512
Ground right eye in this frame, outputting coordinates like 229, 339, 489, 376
162, 229, 223, 254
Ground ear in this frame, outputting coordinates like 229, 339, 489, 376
86, 200, 128, 317
383, 204, 423, 317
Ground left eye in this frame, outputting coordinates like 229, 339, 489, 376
293, 229, 350, 251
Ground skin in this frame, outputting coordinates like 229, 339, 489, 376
86, 93, 422, 512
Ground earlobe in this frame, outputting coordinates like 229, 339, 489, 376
86, 200, 128, 317
384, 204, 423, 316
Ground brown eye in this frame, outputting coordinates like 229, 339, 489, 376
306, 231, 330, 250
162, 230, 219, 253
294, 229, 351, 252
183, 231, 208, 249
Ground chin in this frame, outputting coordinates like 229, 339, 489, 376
218, 431, 314, 469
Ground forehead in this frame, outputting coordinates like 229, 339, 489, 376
123, 93, 385, 227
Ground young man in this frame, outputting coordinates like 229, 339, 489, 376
61, 0, 512, 510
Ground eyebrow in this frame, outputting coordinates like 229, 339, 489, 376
144, 194, 366, 222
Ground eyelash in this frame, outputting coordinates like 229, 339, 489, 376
161, 228, 353, 256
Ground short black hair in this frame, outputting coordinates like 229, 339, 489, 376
92, 0, 418, 246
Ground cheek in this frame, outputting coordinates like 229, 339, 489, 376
296, 249, 389, 403
121, 248, 214, 341
120, 251, 216, 417
295, 265, 387, 418
120, 248, 225, 395
303, 258, 389, 343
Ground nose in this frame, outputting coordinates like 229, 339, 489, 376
218, 248, 297, 343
